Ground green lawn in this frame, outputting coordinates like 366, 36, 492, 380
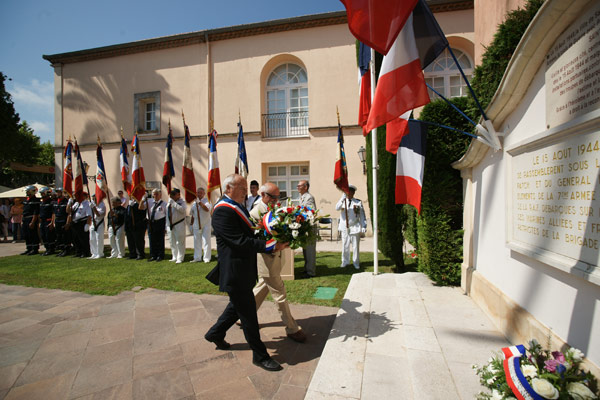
0, 248, 415, 307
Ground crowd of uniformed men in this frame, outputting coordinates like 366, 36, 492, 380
17, 185, 212, 263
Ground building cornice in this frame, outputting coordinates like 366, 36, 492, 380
43, 1, 473, 65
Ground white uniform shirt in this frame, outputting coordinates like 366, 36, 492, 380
335, 196, 367, 235
167, 197, 186, 227
246, 195, 261, 211
91, 201, 106, 224
147, 198, 167, 221
190, 198, 212, 229
73, 199, 92, 222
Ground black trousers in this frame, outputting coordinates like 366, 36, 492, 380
40, 220, 56, 253
205, 288, 269, 362
148, 218, 165, 259
72, 220, 90, 257
126, 227, 146, 258
22, 217, 39, 252
55, 220, 71, 253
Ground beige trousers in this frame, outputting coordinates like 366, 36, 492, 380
253, 275, 300, 334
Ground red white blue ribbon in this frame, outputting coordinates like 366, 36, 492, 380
502, 345, 543, 400
262, 211, 275, 235
214, 197, 254, 228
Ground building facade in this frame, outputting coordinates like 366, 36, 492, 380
44, 3, 475, 228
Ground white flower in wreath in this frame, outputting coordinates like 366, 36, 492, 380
289, 222, 301, 230
522, 364, 537, 378
491, 389, 503, 400
292, 230, 299, 238
486, 364, 498, 374
567, 348, 584, 362
486, 376, 496, 385
567, 382, 596, 400
531, 378, 559, 399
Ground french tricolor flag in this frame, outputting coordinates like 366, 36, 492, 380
395, 120, 426, 214
63, 141, 73, 197
130, 134, 146, 202
182, 122, 197, 203
120, 137, 132, 195
95, 144, 108, 203
72, 140, 87, 203
365, 0, 448, 154
162, 125, 175, 193
358, 42, 371, 136
207, 130, 221, 195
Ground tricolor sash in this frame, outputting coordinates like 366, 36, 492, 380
502, 345, 544, 400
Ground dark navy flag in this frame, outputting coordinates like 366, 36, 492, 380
395, 120, 427, 214
235, 121, 249, 178
358, 42, 372, 136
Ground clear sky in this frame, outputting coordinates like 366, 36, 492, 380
0, 0, 345, 145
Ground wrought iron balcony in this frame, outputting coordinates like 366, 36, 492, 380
262, 111, 309, 138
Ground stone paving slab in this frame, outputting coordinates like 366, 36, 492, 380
305, 272, 510, 400
0, 284, 337, 399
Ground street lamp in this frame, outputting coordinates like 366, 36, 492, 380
357, 146, 366, 174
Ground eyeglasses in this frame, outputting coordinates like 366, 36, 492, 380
265, 192, 280, 200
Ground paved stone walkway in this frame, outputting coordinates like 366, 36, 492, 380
0, 284, 336, 399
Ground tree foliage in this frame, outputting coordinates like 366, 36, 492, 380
0, 72, 54, 188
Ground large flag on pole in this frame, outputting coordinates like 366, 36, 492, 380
207, 129, 221, 194
63, 140, 73, 197
365, 0, 448, 154
333, 122, 350, 195
234, 120, 249, 178
95, 143, 108, 203
395, 120, 427, 213
182, 121, 197, 203
340, 0, 418, 55
358, 42, 372, 136
120, 137, 132, 195
162, 123, 175, 193
72, 140, 87, 203
130, 134, 146, 202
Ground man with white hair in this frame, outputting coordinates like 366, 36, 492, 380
108, 197, 126, 258
167, 188, 187, 263
143, 188, 167, 262
190, 187, 212, 263
250, 182, 306, 343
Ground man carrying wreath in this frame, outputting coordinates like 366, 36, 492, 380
250, 182, 307, 343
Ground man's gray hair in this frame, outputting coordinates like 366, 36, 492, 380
152, 188, 161, 194
259, 183, 269, 195
111, 196, 121, 203
223, 174, 237, 190
197, 187, 206, 192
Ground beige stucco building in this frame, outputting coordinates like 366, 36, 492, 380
44, 2, 475, 228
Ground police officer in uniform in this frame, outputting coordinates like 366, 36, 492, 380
140, 189, 166, 262
39, 187, 56, 255
52, 188, 71, 257
20, 185, 40, 255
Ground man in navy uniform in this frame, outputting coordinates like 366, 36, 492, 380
52, 188, 71, 257
141, 189, 167, 262
20, 185, 40, 255
125, 197, 147, 260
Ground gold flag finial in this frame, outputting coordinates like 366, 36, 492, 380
97, 135, 101, 147
210, 119, 214, 132
181, 110, 186, 124
120, 126, 124, 139
336, 106, 340, 125
168, 118, 171, 129
238, 109, 241, 123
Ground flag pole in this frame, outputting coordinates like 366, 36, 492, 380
370, 47, 379, 275
337, 107, 349, 230
98, 136, 114, 233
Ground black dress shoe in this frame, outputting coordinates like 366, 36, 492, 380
252, 358, 283, 372
204, 334, 231, 350
147, 257, 155, 262
20, 250, 30, 256
136, 256, 144, 260
28, 250, 39, 255
155, 257, 163, 262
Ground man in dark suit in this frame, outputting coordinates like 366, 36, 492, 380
205, 174, 287, 372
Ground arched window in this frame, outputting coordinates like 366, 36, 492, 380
264, 63, 308, 138
424, 48, 473, 100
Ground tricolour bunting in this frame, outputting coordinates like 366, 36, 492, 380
395, 120, 426, 213
365, 0, 448, 154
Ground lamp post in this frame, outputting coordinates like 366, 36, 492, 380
357, 146, 366, 174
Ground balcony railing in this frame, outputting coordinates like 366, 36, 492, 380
262, 111, 309, 138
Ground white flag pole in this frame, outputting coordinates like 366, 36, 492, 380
370, 47, 379, 275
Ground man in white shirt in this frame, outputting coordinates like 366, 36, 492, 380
117, 190, 127, 206
143, 189, 167, 262
245, 180, 261, 211
298, 180, 317, 277
190, 187, 212, 263
108, 197, 126, 259
335, 185, 367, 269
89, 194, 106, 259
167, 188, 187, 263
